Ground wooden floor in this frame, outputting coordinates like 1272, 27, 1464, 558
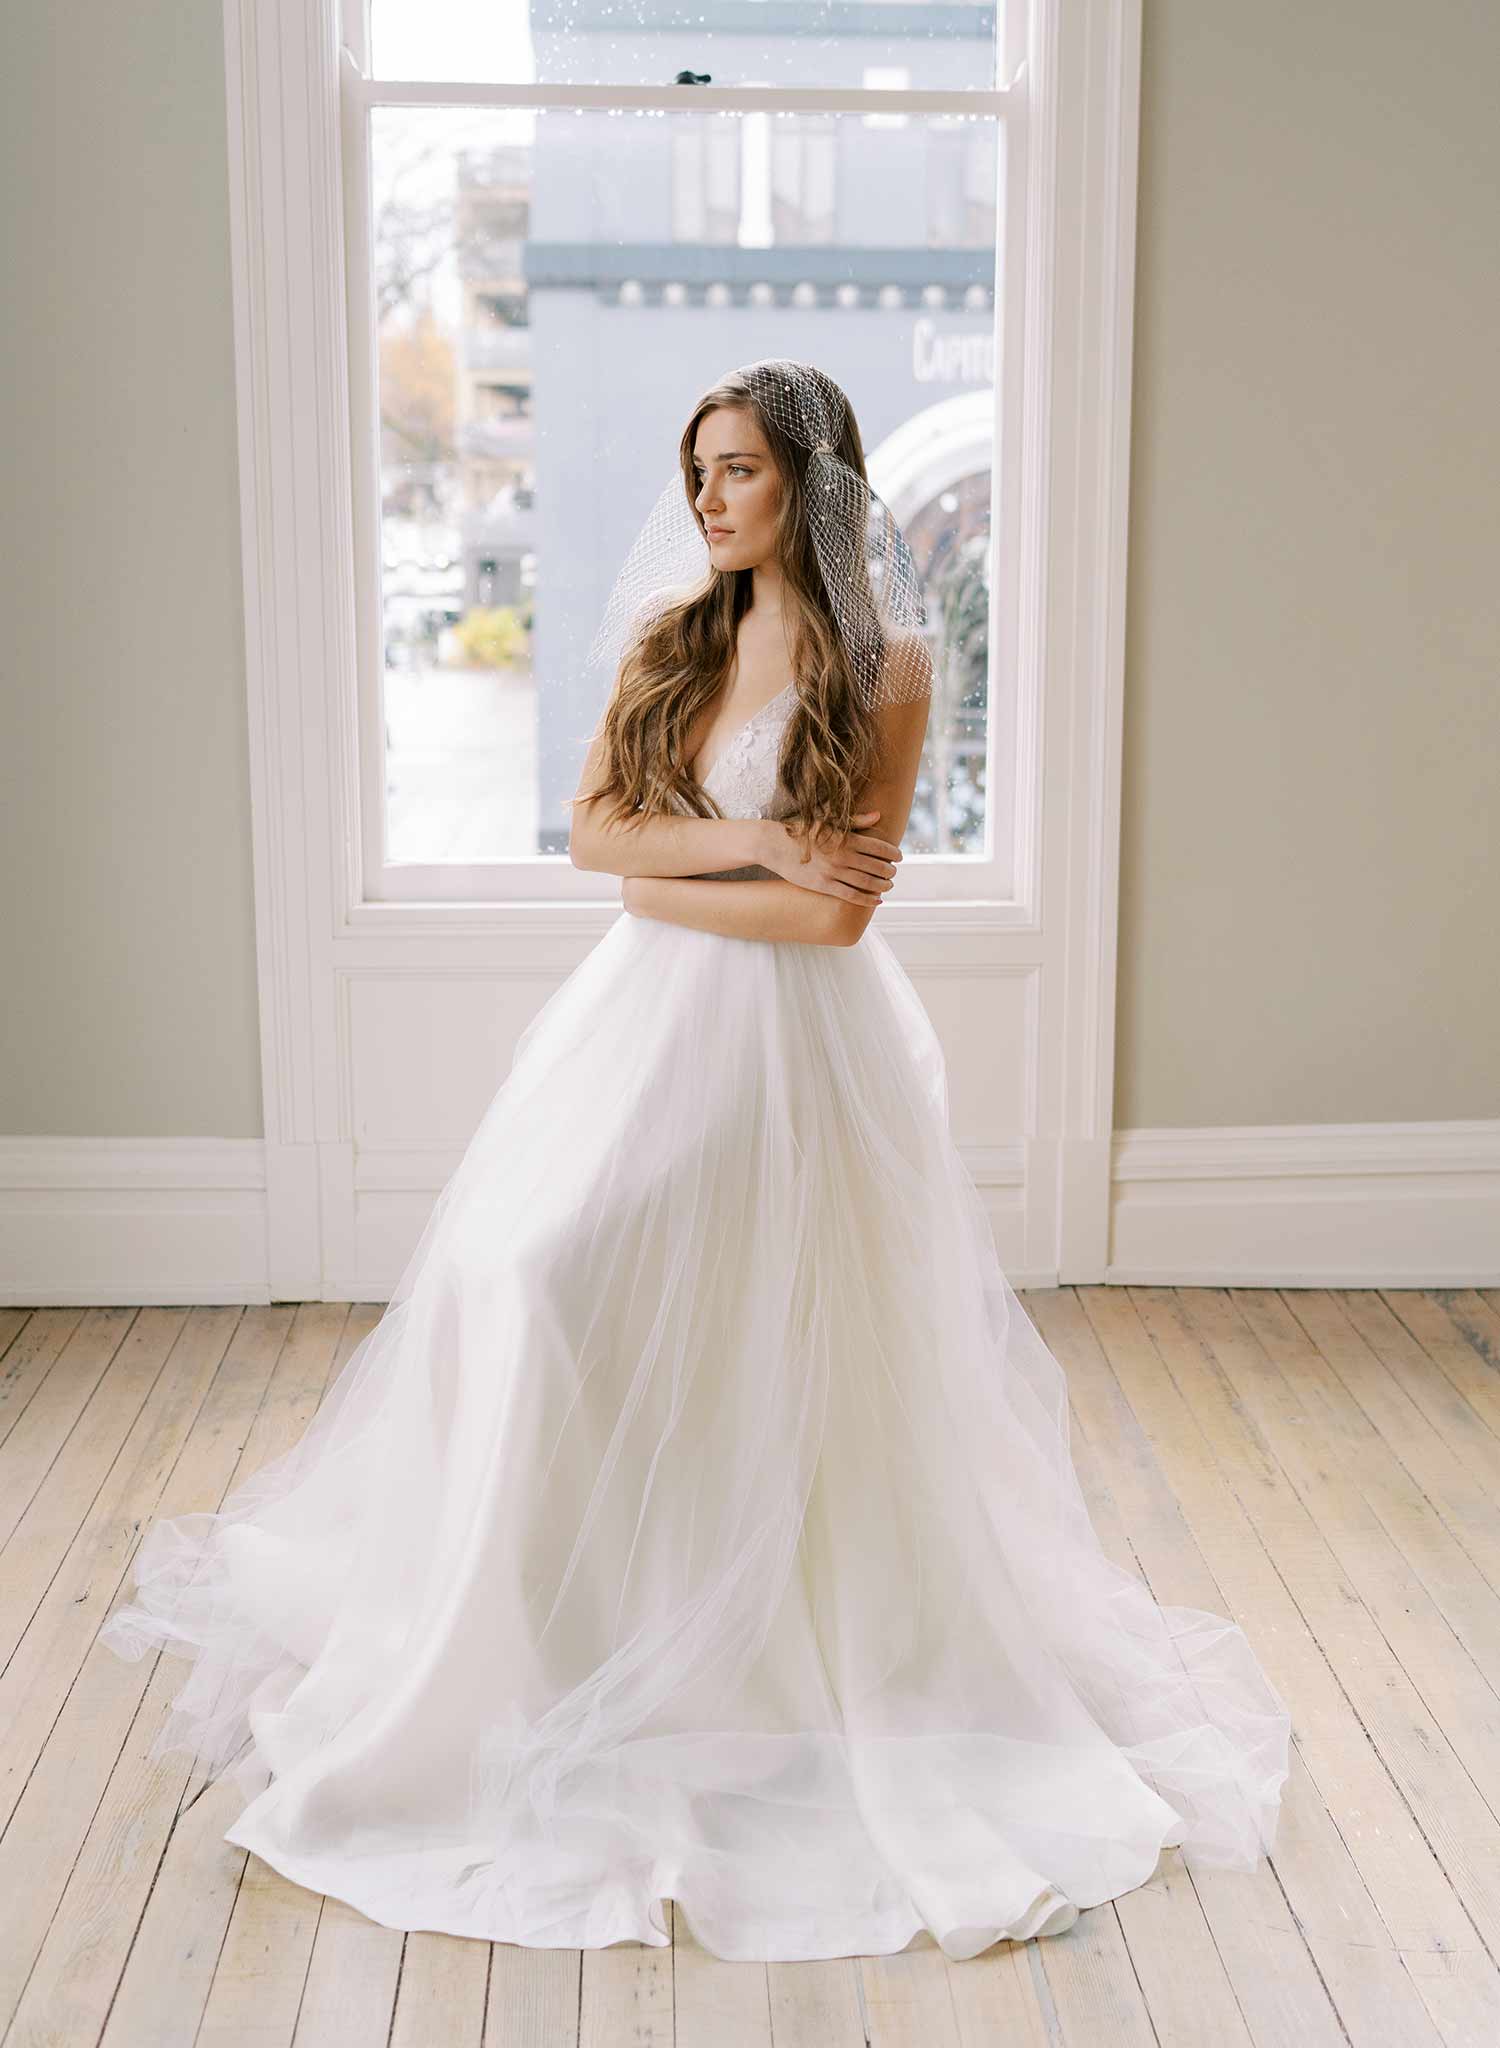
3, 1287, 1500, 2047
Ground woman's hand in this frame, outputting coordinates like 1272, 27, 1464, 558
759, 811, 903, 907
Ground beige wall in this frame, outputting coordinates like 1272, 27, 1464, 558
1, 4, 262, 1138
2, 5, 1494, 1143
1116, 0, 1500, 1128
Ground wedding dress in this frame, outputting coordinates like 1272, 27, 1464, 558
101, 679, 1291, 1961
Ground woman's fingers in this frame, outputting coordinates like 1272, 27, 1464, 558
847, 853, 899, 882
838, 864, 895, 894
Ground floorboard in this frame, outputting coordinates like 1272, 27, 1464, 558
2, 1286, 1492, 2047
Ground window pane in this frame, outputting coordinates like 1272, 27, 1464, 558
370, 102, 998, 863
371, 2, 1003, 95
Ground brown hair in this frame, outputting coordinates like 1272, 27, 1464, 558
570, 364, 887, 854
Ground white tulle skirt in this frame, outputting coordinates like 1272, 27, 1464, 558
100, 908, 1290, 1961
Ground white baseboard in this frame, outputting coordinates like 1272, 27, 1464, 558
1108, 1119, 1500, 1286
0, 1139, 271, 1305
1, 1121, 1495, 1305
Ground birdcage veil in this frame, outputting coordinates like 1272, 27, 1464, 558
585, 358, 933, 710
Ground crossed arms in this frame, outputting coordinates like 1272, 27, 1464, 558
568, 692, 930, 948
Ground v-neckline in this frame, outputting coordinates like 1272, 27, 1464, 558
690, 679, 797, 788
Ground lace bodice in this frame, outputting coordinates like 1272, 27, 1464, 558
682, 681, 799, 880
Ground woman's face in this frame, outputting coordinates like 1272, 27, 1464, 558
690, 407, 781, 573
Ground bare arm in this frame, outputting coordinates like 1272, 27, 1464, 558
568, 718, 769, 877
622, 872, 852, 946
822, 676, 932, 946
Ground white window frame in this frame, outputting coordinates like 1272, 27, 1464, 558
341, 50, 1028, 910
226, 0, 1143, 1293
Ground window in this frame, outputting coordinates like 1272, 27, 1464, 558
230, 0, 1140, 1285
352, 3, 1025, 902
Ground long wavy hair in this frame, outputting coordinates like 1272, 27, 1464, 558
570, 363, 887, 854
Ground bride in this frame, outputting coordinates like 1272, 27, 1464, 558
101, 358, 1290, 1963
